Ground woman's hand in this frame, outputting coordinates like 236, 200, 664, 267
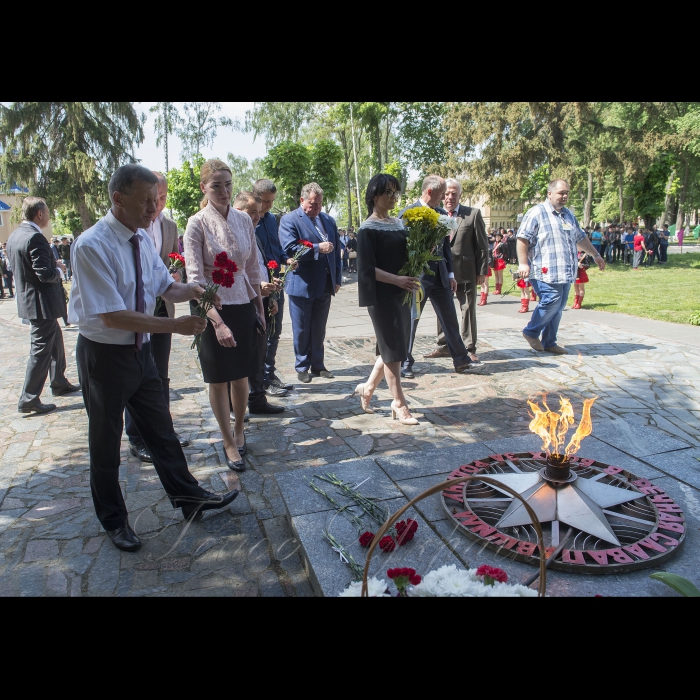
215, 322, 236, 348
395, 275, 421, 291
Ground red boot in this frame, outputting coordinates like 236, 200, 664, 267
572, 295, 582, 309
530, 289, 537, 301
518, 299, 530, 313
478, 291, 488, 306
494, 284, 502, 295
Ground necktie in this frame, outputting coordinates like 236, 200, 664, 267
129, 234, 144, 351
312, 217, 328, 242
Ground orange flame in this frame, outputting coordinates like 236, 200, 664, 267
527, 395, 597, 456
565, 397, 597, 456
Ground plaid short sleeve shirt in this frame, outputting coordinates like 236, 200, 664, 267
516, 200, 585, 284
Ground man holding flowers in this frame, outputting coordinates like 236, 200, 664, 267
400, 175, 476, 378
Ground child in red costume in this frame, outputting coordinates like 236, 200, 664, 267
572, 251, 592, 309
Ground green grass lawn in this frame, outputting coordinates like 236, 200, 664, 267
496, 253, 700, 325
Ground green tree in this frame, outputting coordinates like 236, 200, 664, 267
0, 102, 144, 230
52, 208, 82, 238
243, 102, 316, 144
310, 139, 343, 209
149, 102, 182, 174
226, 154, 264, 197
396, 102, 447, 174
178, 102, 233, 162
261, 141, 311, 211
166, 155, 204, 229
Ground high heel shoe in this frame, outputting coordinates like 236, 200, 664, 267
391, 401, 418, 425
351, 383, 374, 414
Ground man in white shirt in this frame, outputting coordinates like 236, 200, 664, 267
69, 164, 239, 552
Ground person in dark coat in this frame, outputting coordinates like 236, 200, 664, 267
5, 197, 80, 413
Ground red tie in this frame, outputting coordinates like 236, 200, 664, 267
129, 234, 144, 351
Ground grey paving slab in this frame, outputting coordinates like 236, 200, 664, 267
590, 415, 691, 457
644, 449, 700, 490
375, 443, 491, 481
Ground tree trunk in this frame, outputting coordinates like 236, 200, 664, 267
618, 173, 624, 223
338, 131, 353, 228
375, 125, 382, 171
77, 193, 92, 231
675, 158, 690, 230
660, 167, 676, 227
583, 171, 593, 227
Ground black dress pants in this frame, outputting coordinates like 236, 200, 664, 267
19, 318, 71, 409
403, 275, 470, 371
76, 334, 207, 531
436, 276, 478, 354
248, 297, 269, 408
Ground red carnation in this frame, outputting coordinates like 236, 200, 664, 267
299, 240, 314, 249
516, 279, 526, 289
541, 267, 548, 274
388, 567, 416, 580
358, 531, 375, 548
395, 518, 419, 545
215, 251, 229, 267
221, 271, 235, 288
168, 252, 185, 263
211, 269, 225, 285
379, 536, 396, 553
409, 573, 422, 586
476, 564, 508, 584
225, 259, 238, 274
267, 260, 280, 270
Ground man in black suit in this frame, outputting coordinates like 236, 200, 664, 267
5, 197, 80, 414
400, 175, 475, 378
427, 178, 488, 364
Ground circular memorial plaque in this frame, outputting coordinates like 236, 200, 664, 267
441, 452, 685, 574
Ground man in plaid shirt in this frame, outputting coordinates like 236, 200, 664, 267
517, 179, 604, 354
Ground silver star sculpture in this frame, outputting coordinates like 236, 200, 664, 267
484, 471, 643, 546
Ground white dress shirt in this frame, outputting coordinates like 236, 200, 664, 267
146, 211, 164, 255
22, 220, 43, 235
68, 210, 173, 344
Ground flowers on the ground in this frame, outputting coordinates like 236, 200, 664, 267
191, 251, 236, 351
339, 578, 390, 597
395, 518, 418, 545
387, 567, 422, 595
379, 536, 396, 552
358, 531, 375, 548
476, 564, 508, 585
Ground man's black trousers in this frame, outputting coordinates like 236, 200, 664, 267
76, 334, 206, 531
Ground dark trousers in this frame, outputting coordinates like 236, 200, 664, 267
19, 318, 71, 409
403, 275, 470, 371
659, 244, 668, 263
76, 335, 206, 531
1, 273, 13, 297
263, 290, 284, 385
436, 277, 478, 354
125, 330, 172, 446
249, 297, 270, 407
288, 276, 333, 373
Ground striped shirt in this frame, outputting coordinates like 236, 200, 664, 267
516, 200, 585, 284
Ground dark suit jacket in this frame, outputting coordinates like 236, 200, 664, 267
448, 204, 489, 283
398, 200, 452, 287
279, 207, 342, 299
5, 222, 66, 320
158, 216, 179, 318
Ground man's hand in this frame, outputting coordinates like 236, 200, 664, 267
476, 275, 486, 285
256, 311, 266, 333
174, 315, 207, 336
334, 284, 341, 294
319, 242, 334, 254
287, 258, 299, 270
270, 300, 278, 315
260, 281, 276, 298
56, 261, 66, 273
188, 283, 206, 302
518, 263, 530, 279
594, 254, 606, 271
449, 278, 458, 294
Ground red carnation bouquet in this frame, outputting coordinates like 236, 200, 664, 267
168, 252, 186, 275
191, 250, 237, 351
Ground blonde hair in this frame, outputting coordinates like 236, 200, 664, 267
200, 158, 232, 209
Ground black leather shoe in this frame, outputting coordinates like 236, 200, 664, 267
298, 371, 311, 383
18, 401, 57, 414
177, 434, 190, 448
249, 401, 286, 415
129, 443, 153, 463
270, 374, 293, 390
234, 435, 247, 456
231, 411, 250, 423
52, 383, 81, 396
106, 523, 142, 552
226, 457, 246, 472
264, 383, 288, 397
401, 370, 415, 379
174, 489, 240, 520
311, 369, 334, 379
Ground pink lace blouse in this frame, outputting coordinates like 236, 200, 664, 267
184, 202, 263, 305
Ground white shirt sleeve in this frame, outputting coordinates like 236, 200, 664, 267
73, 244, 128, 316
153, 250, 174, 297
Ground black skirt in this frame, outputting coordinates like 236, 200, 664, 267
367, 301, 411, 364
191, 301, 257, 383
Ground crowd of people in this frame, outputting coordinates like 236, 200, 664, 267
1, 164, 613, 554
586, 222, 671, 268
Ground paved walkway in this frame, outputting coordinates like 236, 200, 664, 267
1, 277, 699, 596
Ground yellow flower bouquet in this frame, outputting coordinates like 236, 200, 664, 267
398, 206, 452, 306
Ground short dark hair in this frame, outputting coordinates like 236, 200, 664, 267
364, 173, 401, 215
22, 196, 47, 222
108, 164, 158, 203
233, 191, 261, 209
253, 179, 277, 195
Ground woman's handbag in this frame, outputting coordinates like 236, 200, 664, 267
348, 251, 357, 259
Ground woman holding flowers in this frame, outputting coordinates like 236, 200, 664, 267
184, 159, 265, 471
355, 174, 421, 425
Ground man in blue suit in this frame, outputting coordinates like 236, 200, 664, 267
279, 182, 342, 383
400, 175, 476, 378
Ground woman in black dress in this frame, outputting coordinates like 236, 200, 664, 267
354, 174, 421, 426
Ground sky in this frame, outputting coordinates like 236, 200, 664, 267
134, 102, 267, 172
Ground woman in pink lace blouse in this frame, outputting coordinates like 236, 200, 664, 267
184, 159, 265, 471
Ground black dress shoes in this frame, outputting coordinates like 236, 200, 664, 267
18, 401, 57, 414
297, 371, 311, 383
270, 374, 293, 390
226, 457, 246, 472
106, 523, 142, 552
52, 383, 81, 396
311, 369, 334, 379
264, 383, 288, 397
235, 436, 247, 456
249, 401, 286, 415
129, 443, 153, 463
401, 370, 415, 379
177, 434, 190, 448
172, 489, 240, 520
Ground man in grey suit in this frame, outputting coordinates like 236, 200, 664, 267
6, 197, 80, 413
427, 178, 488, 364
125, 171, 190, 461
